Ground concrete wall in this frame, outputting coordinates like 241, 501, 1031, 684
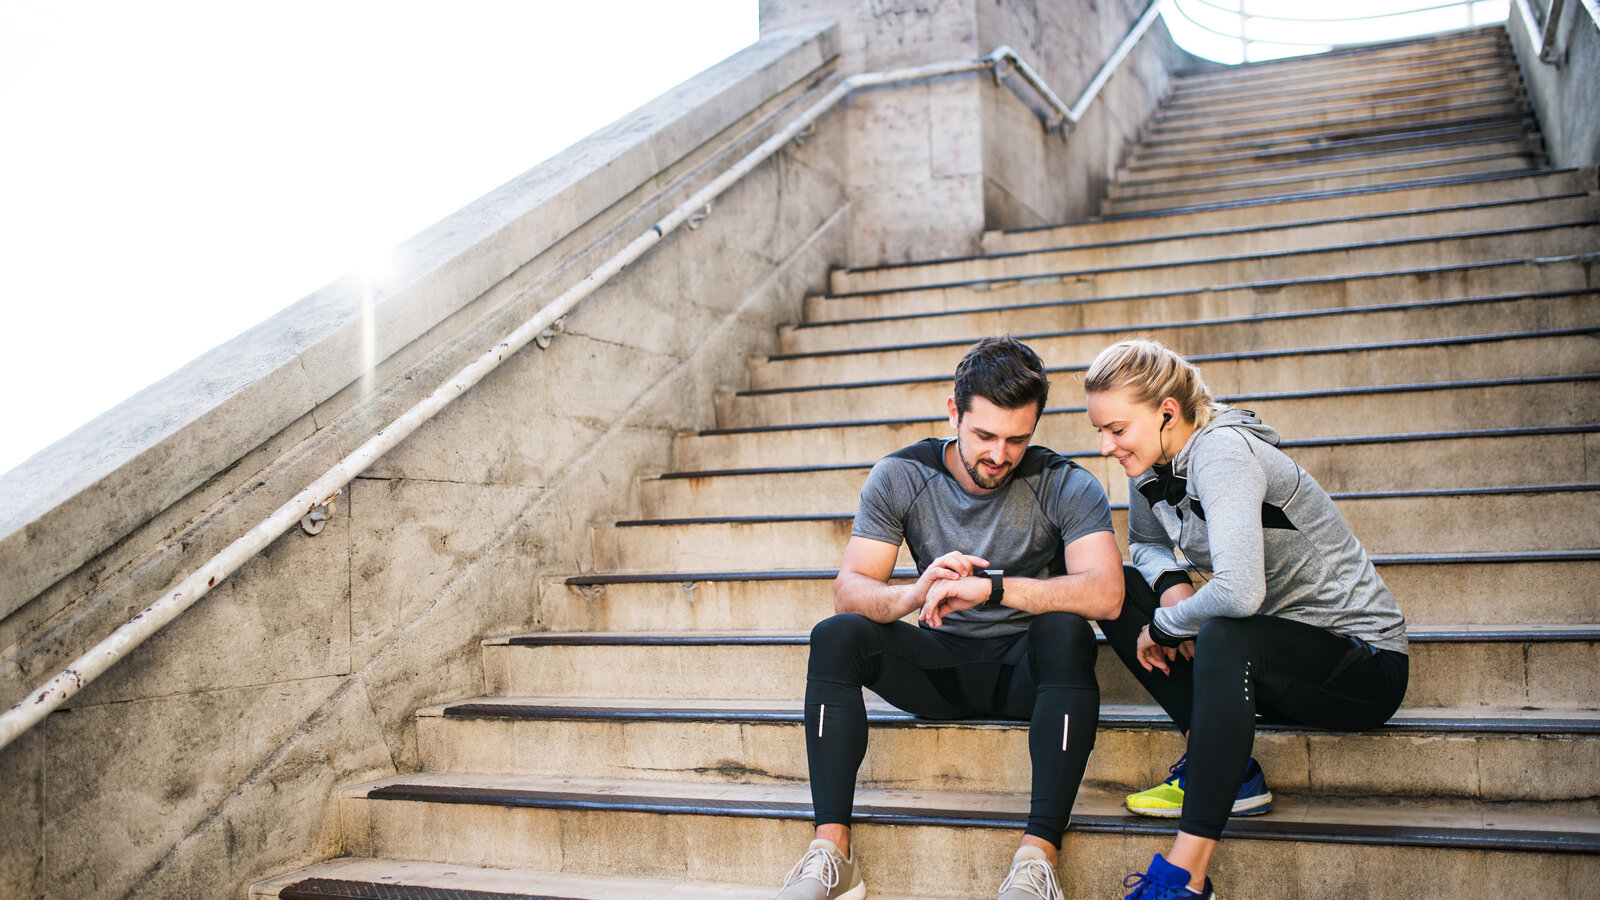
1508, 1, 1600, 168
760, 0, 1202, 265
977, 0, 1200, 228
0, 22, 850, 899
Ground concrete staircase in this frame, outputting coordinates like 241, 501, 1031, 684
255, 27, 1600, 899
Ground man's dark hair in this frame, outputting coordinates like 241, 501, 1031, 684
952, 336, 1050, 416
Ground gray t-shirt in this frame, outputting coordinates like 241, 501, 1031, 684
852, 438, 1114, 639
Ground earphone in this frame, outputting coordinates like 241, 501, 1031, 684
1158, 411, 1171, 463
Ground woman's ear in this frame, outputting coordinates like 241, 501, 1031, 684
1160, 396, 1183, 423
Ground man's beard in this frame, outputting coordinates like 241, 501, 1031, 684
957, 435, 1015, 490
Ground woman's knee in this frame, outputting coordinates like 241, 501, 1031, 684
1192, 617, 1260, 679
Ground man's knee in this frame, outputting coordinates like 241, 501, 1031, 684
808, 613, 880, 679
1026, 612, 1098, 681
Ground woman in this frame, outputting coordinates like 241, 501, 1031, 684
1084, 339, 1409, 899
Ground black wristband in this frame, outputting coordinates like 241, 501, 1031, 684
1152, 570, 1192, 599
982, 569, 1005, 606
1147, 617, 1185, 648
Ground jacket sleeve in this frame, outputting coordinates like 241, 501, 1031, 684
1153, 434, 1270, 638
1128, 477, 1185, 590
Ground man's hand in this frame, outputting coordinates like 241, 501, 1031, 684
914, 551, 988, 628
918, 571, 993, 628
835, 539, 989, 624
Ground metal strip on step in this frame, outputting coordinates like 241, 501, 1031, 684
359, 786, 1600, 854
280, 879, 564, 900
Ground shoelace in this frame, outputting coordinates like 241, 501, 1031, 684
998, 858, 1063, 900
1122, 870, 1155, 898
782, 846, 841, 892
1168, 752, 1188, 788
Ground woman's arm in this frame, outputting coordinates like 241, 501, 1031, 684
1152, 436, 1270, 639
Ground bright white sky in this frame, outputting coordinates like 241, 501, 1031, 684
0, 1, 1509, 479
0, 0, 757, 478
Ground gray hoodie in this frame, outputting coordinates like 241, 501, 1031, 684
1133, 408, 1408, 653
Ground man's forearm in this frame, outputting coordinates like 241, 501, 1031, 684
1001, 568, 1123, 620
833, 572, 919, 623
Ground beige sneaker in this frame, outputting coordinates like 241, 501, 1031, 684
775, 838, 866, 900
996, 845, 1063, 900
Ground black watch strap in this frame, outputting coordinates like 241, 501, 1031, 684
982, 569, 1005, 606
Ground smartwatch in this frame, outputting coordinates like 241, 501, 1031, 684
981, 568, 1005, 606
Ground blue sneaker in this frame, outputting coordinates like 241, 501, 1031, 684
1122, 853, 1214, 899
1124, 754, 1274, 817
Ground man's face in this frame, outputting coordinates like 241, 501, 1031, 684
946, 394, 1040, 492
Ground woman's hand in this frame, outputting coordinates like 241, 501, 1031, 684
1136, 625, 1178, 675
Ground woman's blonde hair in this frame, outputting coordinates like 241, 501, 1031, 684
1084, 338, 1224, 429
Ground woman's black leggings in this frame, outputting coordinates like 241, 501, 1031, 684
1100, 567, 1409, 841
804, 611, 1101, 846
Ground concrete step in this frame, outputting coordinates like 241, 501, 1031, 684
1162, 67, 1520, 124
802, 255, 1599, 325
782, 283, 1594, 356
1101, 154, 1542, 214
255, 858, 813, 900
829, 196, 1596, 299
824, 218, 1596, 299
1134, 100, 1531, 158
542, 552, 1600, 633
1121, 117, 1536, 172
647, 424, 1600, 517
1166, 46, 1513, 108
687, 334, 1600, 466
335, 773, 1600, 898
753, 318, 1600, 391
1146, 85, 1523, 141
1168, 30, 1504, 88
590, 485, 1600, 572
1111, 137, 1541, 192
722, 363, 1600, 438
420, 698, 1600, 807
982, 168, 1597, 254
782, 279, 1595, 361
483, 624, 1600, 708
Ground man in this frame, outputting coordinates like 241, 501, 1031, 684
776, 337, 1124, 900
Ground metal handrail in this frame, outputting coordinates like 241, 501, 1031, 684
0, 24, 1164, 752
1167, 0, 1508, 58
1517, 0, 1600, 65
1181, 0, 1498, 25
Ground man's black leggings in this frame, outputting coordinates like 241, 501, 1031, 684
1100, 566, 1408, 840
803, 611, 1100, 847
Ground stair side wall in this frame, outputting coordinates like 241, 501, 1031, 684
1508, 5, 1600, 168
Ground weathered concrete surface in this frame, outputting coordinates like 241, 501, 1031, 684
1509, 6, 1600, 167
761, 0, 1202, 265
0, 22, 852, 900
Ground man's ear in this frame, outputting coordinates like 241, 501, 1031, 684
947, 396, 960, 429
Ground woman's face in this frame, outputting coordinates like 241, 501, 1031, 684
1086, 385, 1169, 478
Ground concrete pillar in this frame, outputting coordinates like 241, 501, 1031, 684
761, 0, 1197, 267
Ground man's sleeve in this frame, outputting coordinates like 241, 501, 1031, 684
852, 457, 908, 547
1048, 463, 1115, 545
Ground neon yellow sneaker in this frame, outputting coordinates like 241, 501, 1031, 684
1125, 754, 1274, 818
